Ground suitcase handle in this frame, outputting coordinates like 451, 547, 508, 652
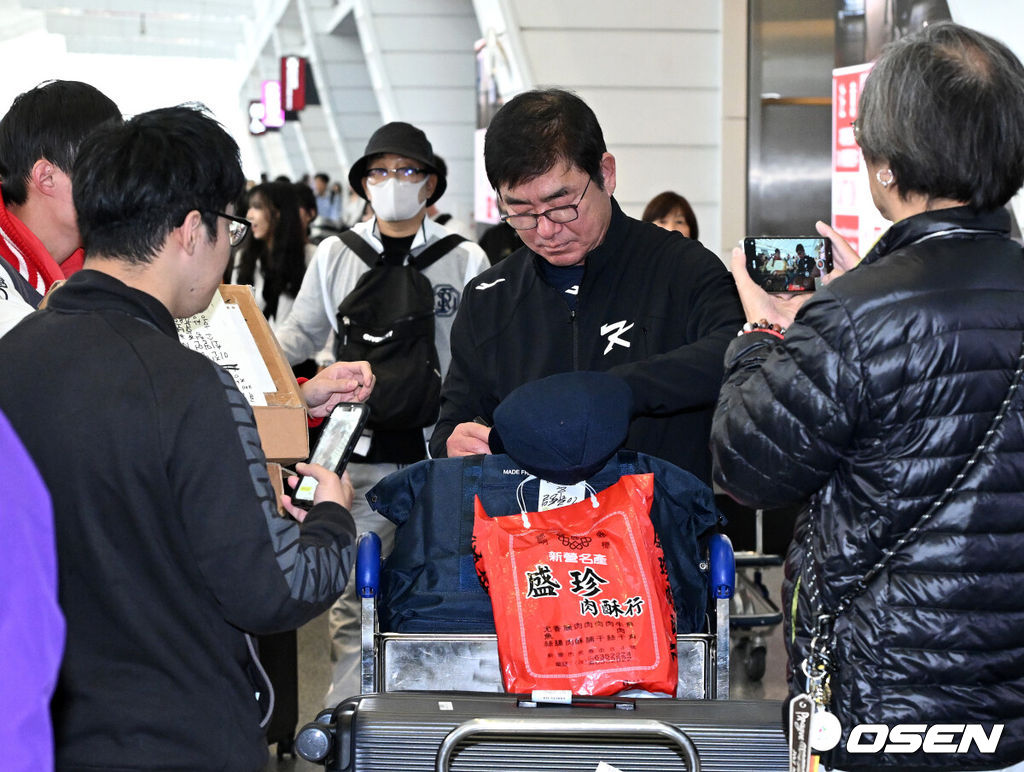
434, 717, 700, 771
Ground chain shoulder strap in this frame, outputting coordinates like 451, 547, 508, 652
811, 335, 1024, 664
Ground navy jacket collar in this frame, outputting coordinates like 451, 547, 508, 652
529, 196, 628, 279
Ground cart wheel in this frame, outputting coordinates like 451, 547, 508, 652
745, 645, 766, 682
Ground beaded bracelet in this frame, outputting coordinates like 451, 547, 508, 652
737, 319, 786, 339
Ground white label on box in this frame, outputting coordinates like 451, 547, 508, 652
437, 701, 454, 711
176, 290, 276, 406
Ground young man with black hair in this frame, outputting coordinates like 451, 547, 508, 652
275, 121, 489, 707
431, 88, 744, 485
0, 79, 121, 336
0, 104, 373, 771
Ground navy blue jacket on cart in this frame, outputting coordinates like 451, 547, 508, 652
365, 449, 721, 635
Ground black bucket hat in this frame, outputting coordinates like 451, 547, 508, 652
348, 121, 446, 206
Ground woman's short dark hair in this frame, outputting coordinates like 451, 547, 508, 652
72, 104, 245, 264
484, 89, 607, 191
857, 21, 1024, 211
641, 191, 699, 240
0, 80, 120, 206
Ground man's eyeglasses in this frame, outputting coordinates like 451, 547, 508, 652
850, 118, 860, 143
499, 177, 592, 231
365, 167, 428, 184
207, 211, 251, 247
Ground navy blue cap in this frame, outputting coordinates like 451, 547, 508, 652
491, 371, 633, 485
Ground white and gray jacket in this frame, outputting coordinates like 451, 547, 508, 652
275, 216, 488, 374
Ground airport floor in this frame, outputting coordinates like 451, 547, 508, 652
262, 564, 790, 772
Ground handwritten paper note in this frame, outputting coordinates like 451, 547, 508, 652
176, 290, 276, 406
537, 480, 588, 511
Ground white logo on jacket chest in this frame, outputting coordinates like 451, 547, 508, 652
475, 279, 506, 290
600, 320, 634, 355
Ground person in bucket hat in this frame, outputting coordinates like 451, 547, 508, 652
274, 121, 489, 712
346, 121, 447, 211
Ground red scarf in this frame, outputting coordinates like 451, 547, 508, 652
0, 189, 81, 295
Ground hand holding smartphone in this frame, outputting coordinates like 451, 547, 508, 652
292, 402, 370, 510
743, 236, 833, 294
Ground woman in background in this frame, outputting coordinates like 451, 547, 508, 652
234, 181, 307, 328
642, 190, 699, 239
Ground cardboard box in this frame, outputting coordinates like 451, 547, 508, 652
216, 285, 309, 464
266, 462, 288, 515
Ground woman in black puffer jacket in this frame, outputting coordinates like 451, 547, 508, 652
712, 22, 1024, 772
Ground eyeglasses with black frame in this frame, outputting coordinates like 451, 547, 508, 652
365, 166, 428, 184
206, 211, 251, 247
499, 177, 592, 231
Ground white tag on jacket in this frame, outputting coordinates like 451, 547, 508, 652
537, 480, 587, 511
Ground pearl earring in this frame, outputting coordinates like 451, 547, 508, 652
876, 168, 894, 188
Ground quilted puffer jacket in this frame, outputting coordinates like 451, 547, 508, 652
712, 206, 1024, 771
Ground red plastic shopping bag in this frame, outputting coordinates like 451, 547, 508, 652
473, 473, 677, 696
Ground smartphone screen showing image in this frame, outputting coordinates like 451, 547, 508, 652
743, 236, 833, 293
293, 403, 369, 509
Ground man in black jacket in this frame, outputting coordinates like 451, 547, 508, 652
0, 105, 372, 771
429, 89, 744, 483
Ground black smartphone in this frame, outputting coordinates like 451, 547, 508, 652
743, 236, 833, 293
292, 402, 370, 509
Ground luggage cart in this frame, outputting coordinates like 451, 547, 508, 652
355, 529, 735, 702
729, 509, 784, 682
296, 533, 789, 770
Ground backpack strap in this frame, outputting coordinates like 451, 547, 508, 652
340, 228, 466, 272
409, 234, 467, 271
339, 228, 383, 268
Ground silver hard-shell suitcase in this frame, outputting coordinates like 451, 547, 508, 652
298, 691, 789, 771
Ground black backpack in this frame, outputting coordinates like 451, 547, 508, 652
332, 229, 465, 431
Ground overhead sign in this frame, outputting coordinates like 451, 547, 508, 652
281, 55, 306, 113
247, 100, 267, 136
261, 79, 285, 129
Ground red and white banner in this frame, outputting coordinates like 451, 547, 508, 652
832, 63, 890, 256
280, 56, 306, 113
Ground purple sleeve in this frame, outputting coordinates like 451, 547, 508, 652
0, 409, 64, 772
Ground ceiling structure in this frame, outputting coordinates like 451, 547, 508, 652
9, 0, 492, 217
14, 0, 271, 58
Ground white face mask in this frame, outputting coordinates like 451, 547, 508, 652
367, 177, 428, 222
